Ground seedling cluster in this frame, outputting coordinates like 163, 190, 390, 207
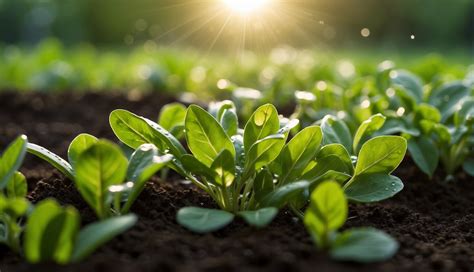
1, 70, 472, 264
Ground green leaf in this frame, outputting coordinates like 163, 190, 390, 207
0, 196, 29, 218
27, 143, 74, 181
176, 207, 234, 233
331, 228, 398, 263
353, 114, 386, 154
307, 170, 351, 193
415, 104, 441, 123
354, 136, 407, 176
6, 172, 27, 198
344, 174, 403, 203
390, 70, 423, 103
68, 134, 98, 170
110, 109, 186, 157
244, 104, 280, 153
253, 169, 274, 202
463, 158, 474, 176
211, 150, 235, 187
320, 115, 352, 153
158, 102, 187, 131
246, 134, 286, 170
276, 126, 323, 185
238, 207, 278, 228
24, 199, 80, 264
220, 108, 239, 137
260, 180, 309, 208
122, 145, 172, 213
0, 135, 28, 189
302, 144, 354, 180
181, 154, 218, 184
75, 140, 128, 219
304, 181, 347, 247
407, 137, 439, 178
185, 105, 235, 167
429, 82, 470, 121
71, 214, 137, 262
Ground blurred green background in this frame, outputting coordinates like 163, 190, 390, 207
0, 0, 473, 50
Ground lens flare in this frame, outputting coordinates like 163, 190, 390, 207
222, 0, 270, 14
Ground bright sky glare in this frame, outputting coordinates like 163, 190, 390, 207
222, 0, 270, 14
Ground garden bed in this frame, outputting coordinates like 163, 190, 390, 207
0, 92, 473, 272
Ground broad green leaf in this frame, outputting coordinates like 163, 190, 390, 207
344, 174, 403, 203
377, 118, 420, 137
407, 137, 439, 178
220, 108, 238, 137
231, 135, 246, 168
390, 70, 423, 103
110, 109, 186, 157
24, 199, 80, 264
260, 180, 309, 208
246, 134, 286, 170
176, 207, 234, 233
244, 104, 279, 153
0, 135, 28, 189
331, 228, 398, 263
307, 170, 351, 193
0, 196, 29, 218
429, 82, 470, 121
6, 171, 27, 198
354, 136, 407, 176
415, 104, 441, 123
71, 214, 137, 262
302, 144, 353, 180
181, 154, 218, 185
304, 181, 347, 247
158, 103, 186, 131
454, 97, 474, 126
122, 145, 172, 213
277, 126, 323, 185
463, 158, 474, 176
68, 134, 98, 169
27, 143, 74, 180
253, 169, 274, 202
75, 140, 128, 219
320, 115, 352, 153
238, 207, 278, 228
185, 105, 235, 167
211, 150, 235, 187
353, 114, 386, 154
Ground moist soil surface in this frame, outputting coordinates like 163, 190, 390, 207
0, 91, 473, 272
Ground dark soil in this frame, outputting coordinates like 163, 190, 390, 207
0, 91, 473, 272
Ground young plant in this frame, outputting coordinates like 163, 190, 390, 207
27, 134, 171, 218
0, 135, 30, 253
377, 71, 474, 180
23, 198, 137, 264
110, 102, 331, 232
293, 113, 408, 215
305, 181, 398, 263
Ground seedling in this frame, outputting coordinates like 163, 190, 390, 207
110, 102, 329, 231
110, 102, 407, 232
23, 198, 137, 264
0, 135, 29, 252
27, 134, 171, 218
305, 181, 398, 263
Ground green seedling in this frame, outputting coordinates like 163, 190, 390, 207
23, 198, 137, 264
305, 181, 398, 263
0, 135, 29, 253
27, 135, 171, 218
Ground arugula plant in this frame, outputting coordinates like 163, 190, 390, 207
305, 181, 398, 263
27, 134, 171, 219
0, 135, 29, 253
